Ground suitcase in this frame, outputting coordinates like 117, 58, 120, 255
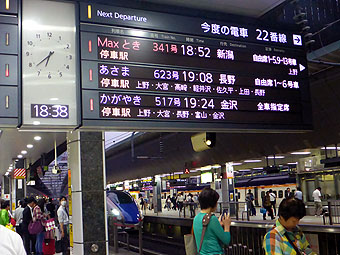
43, 239, 56, 255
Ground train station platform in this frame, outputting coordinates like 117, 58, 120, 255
142, 207, 326, 225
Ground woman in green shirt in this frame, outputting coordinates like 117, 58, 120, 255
0, 200, 10, 226
193, 187, 231, 255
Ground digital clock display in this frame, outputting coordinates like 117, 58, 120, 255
80, 3, 312, 131
31, 104, 69, 118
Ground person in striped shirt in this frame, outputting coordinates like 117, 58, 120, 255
263, 198, 317, 255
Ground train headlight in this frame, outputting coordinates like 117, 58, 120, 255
112, 208, 120, 216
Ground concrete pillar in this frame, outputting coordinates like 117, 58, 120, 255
11, 176, 16, 212
67, 131, 108, 255
153, 175, 162, 213
220, 165, 229, 210
222, 163, 236, 215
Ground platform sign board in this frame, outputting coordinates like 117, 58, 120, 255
0, 1, 19, 127
80, 3, 312, 132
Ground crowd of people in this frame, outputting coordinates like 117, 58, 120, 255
188, 187, 317, 255
255, 187, 307, 221
0, 196, 70, 255
139, 192, 200, 218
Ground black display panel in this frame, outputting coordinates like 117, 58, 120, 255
80, 3, 312, 131
31, 104, 69, 119
0, 12, 19, 127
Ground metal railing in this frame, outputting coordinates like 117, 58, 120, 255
218, 201, 251, 221
108, 216, 143, 255
323, 200, 340, 225
225, 244, 254, 255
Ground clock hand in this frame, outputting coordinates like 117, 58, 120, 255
36, 51, 54, 67
45, 51, 55, 67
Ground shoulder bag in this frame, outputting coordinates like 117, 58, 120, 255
28, 220, 44, 235
184, 213, 212, 255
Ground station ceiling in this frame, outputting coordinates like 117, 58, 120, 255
139, 0, 287, 18
0, 130, 65, 176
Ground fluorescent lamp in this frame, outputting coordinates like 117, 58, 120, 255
21, 150, 27, 155
27, 144, 34, 149
268, 156, 285, 159
244, 159, 262, 163
290, 152, 311, 155
17, 155, 23, 158
231, 162, 242, 166
34, 136, 42, 141
287, 162, 298, 165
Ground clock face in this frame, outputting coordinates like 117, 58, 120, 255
24, 32, 74, 80
22, 0, 78, 127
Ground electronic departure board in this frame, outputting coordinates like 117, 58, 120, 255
80, 3, 312, 131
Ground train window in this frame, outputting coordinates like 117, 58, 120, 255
107, 191, 133, 204
261, 191, 265, 198
238, 192, 241, 200
278, 190, 283, 198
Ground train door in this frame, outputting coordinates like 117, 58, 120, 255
254, 187, 259, 206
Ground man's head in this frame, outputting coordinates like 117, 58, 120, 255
49, 197, 53, 203
317, 187, 321, 191
278, 198, 306, 230
287, 188, 291, 192
269, 189, 273, 193
248, 189, 251, 193
60, 196, 67, 207
18, 200, 24, 207
27, 197, 37, 207
297, 187, 301, 191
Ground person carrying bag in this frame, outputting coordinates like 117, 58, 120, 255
185, 213, 212, 255
263, 198, 318, 255
189, 188, 231, 255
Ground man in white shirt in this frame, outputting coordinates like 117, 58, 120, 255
269, 189, 277, 216
312, 187, 322, 216
14, 200, 25, 238
295, 187, 303, 201
176, 193, 184, 213
0, 224, 26, 255
57, 196, 69, 255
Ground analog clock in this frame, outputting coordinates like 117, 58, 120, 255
24, 32, 74, 80
22, 0, 78, 126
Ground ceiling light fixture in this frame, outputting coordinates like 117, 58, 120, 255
244, 159, 262, 163
267, 156, 285, 159
290, 151, 311, 155
17, 155, 23, 158
27, 144, 34, 149
231, 162, 243, 166
287, 162, 298, 165
321, 147, 340, 150
34, 136, 42, 141
21, 150, 27, 155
